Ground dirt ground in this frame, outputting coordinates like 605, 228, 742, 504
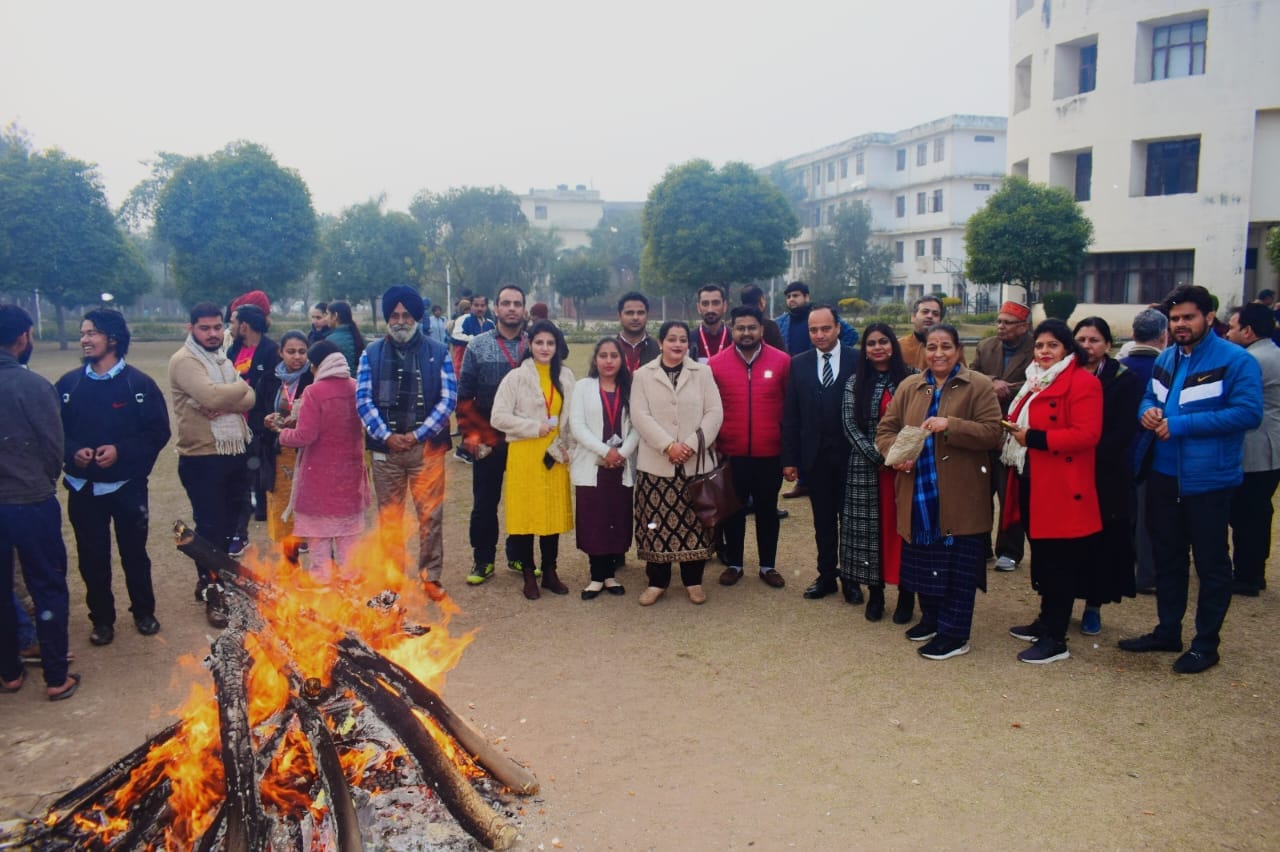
2, 339, 1278, 850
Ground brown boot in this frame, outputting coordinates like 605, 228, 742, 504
541, 565, 569, 595
519, 562, 540, 600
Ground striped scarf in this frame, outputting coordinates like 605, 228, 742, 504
910, 364, 959, 546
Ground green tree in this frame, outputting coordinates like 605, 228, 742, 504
640, 159, 800, 295
587, 208, 643, 286
964, 176, 1093, 294
804, 202, 894, 303
1266, 226, 1280, 287
116, 151, 188, 233
554, 253, 609, 328
410, 186, 530, 296
0, 132, 153, 347
153, 140, 318, 307
316, 198, 424, 326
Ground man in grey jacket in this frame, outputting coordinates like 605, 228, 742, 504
0, 305, 80, 700
1226, 303, 1280, 596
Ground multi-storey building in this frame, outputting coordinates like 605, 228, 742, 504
1008, 0, 1280, 308
776, 115, 1007, 308
519, 185, 605, 252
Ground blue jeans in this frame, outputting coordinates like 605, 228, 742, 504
0, 497, 70, 687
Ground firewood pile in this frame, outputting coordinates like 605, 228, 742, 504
5, 521, 538, 850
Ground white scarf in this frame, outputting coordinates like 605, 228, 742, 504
1000, 355, 1075, 474
184, 335, 251, 455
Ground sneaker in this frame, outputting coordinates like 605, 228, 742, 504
296, 541, 309, 554
1009, 620, 1044, 642
228, 537, 247, 558
203, 584, 229, 629
905, 621, 938, 642
506, 560, 541, 578
1118, 632, 1183, 653
1018, 637, 1070, 664
466, 563, 495, 585
1172, 649, 1220, 674
1080, 608, 1102, 636
423, 580, 446, 602
919, 636, 970, 660
89, 624, 115, 646
994, 555, 1018, 572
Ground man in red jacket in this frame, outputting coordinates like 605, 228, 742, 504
709, 306, 791, 589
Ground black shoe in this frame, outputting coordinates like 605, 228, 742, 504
89, 624, 114, 646
905, 621, 938, 642
919, 635, 970, 660
203, 585, 229, 629
865, 588, 885, 622
775, 509, 789, 520
605, 583, 626, 596
842, 582, 864, 605
581, 588, 601, 600
134, 615, 161, 636
892, 591, 915, 625
1018, 637, 1069, 664
803, 578, 838, 600
1172, 649, 1220, 674
1232, 580, 1261, 597
1009, 620, 1044, 642
1118, 632, 1183, 653
1135, 586, 1156, 595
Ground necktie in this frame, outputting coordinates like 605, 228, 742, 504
822, 352, 833, 387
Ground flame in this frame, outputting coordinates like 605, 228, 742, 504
72, 506, 478, 848
411, 708, 486, 780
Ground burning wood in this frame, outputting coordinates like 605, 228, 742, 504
7, 521, 537, 850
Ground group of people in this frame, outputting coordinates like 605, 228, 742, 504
2, 277, 1278, 703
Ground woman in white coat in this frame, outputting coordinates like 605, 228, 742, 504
570, 338, 640, 599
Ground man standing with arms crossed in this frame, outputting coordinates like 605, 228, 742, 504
1119, 285, 1261, 674
169, 301, 256, 627
459, 285, 529, 585
0, 305, 80, 700
56, 309, 170, 645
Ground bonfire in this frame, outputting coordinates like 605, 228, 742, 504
8, 521, 538, 850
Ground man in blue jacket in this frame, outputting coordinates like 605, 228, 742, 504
1119, 285, 1262, 674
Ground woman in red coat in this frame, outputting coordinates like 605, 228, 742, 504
1001, 319, 1103, 664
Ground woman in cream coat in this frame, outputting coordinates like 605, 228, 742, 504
570, 338, 640, 599
629, 320, 725, 606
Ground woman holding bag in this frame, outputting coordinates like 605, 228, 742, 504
570, 338, 639, 599
630, 321, 725, 606
490, 320, 576, 600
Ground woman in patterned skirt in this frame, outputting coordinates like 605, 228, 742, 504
841, 323, 916, 623
490, 320, 576, 600
629, 321, 724, 606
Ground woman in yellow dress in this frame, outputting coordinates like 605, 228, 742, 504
490, 320, 576, 599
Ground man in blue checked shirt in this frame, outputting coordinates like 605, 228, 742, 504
356, 286, 457, 599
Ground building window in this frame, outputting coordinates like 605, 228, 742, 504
827, 162, 836, 182
1145, 138, 1200, 196
1153, 19, 1207, 80
917, 143, 928, 166
1075, 151, 1092, 201
931, 237, 943, 258
1066, 250, 1195, 304
894, 241, 905, 263
812, 206, 822, 228
895, 196, 906, 217
827, 204, 836, 223
896, 149, 906, 171
534, 205, 548, 220
813, 164, 822, 185
840, 158, 848, 179
1014, 55, 1032, 113
915, 239, 927, 258
1015, 0, 1033, 17
916, 192, 927, 215
793, 248, 810, 269
932, 189, 944, 213
934, 138, 945, 162
855, 152, 865, 175
974, 183, 992, 191
974, 135, 996, 143
1079, 43, 1098, 93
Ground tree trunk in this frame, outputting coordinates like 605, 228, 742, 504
55, 301, 68, 350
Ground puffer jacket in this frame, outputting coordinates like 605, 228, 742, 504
708, 344, 790, 458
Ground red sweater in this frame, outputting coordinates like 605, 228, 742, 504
709, 344, 790, 457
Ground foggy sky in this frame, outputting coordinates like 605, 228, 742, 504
0, 0, 1010, 215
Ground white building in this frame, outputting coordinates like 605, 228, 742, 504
1007, 0, 1280, 309
776, 115, 1007, 308
519, 185, 605, 252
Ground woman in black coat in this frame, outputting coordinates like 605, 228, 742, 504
1072, 317, 1142, 635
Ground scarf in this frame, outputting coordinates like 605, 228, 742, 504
1000, 355, 1075, 474
910, 364, 959, 546
184, 335, 250, 455
374, 330, 427, 434
273, 359, 309, 413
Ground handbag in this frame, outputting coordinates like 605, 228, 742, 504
683, 428, 742, 528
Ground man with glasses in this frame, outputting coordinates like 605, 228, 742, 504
972, 301, 1033, 571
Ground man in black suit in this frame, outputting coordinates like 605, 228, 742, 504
782, 305, 862, 603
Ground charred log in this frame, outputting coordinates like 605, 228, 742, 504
290, 695, 365, 851
209, 631, 269, 852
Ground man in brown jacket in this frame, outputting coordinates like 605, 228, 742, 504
898, 296, 968, 371
971, 301, 1034, 571
168, 301, 255, 626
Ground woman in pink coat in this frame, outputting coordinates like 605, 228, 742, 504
267, 340, 369, 581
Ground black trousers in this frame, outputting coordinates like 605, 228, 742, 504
469, 442, 511, 566
1230, 468, 1280, 590
507, 533, 559, 571
66, 479, 154, 626
588, 554, 620, 582
990, 456, 1025, 562
723, 456, 782, 570
646, 560, 705, 588
1147, 472, 1234, 654
177, 453, 251, 581
804, 449, 847, 579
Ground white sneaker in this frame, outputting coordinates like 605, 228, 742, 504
994, 556, 1018, 572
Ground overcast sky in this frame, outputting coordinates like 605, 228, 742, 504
1, 0, 1010, 216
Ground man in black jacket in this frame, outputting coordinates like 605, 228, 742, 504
56, 310, 170, 645
781, 305, 863, 604
226, 303, 279, 543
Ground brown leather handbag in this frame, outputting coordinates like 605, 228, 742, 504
683, 428, 742, 528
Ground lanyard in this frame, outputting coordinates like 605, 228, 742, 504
599, 386, 621, 434
543, 384, 558, 419
497, 335, 525, 369
698, 325, 727, 358
620, 337, 642, 372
